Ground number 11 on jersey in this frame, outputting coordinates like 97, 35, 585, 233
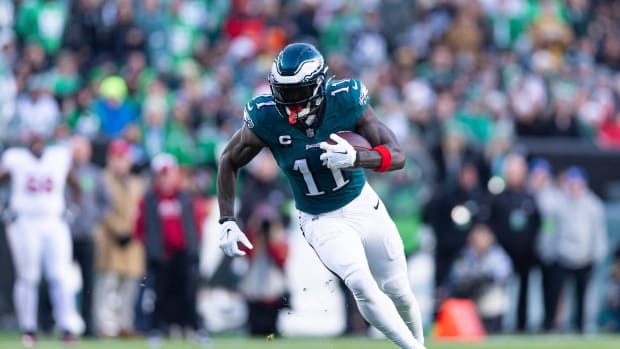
293, 158, 350, 196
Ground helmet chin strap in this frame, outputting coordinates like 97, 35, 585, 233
288, 105, 303, 124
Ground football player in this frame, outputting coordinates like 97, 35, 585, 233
217, 43, 425, 349
0, 134, 84, 346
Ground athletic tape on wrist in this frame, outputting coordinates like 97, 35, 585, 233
373, 145, 392, 172
218, 216, 237, 224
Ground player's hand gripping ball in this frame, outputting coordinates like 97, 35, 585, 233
319, 131, 371, 170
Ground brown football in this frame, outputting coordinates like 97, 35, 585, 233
327, 131, 372, 150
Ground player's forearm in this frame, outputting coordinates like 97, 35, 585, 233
0, 170, 10, 184
356, 145, 405, 171
216, 155, 238, 218
216, 127, 265, 218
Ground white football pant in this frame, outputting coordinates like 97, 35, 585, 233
300, 183, 425, 349
7, 216, 84, 334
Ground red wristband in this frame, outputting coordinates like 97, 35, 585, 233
373, 145, 392, 172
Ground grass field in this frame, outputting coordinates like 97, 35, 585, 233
0, 335, 619, 349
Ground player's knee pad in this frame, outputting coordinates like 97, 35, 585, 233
382, 276, 414, 307
15, 274, 40, 288
15, 266, 41, 286
344, 269, 378, 302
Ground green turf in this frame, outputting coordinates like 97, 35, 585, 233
0, 335, 619, 349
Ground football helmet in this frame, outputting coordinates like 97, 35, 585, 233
268, 43, 328, 125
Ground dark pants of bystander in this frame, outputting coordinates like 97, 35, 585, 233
150, 251, 202, 334
72, 238, 95, 336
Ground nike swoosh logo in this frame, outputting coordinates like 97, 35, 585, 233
247, 104, 254, 111
334, 151, 348, 155
351, 81, 358, 90
373, 199, 380, 210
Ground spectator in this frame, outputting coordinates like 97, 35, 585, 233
101, 0, 145, 64
237, 150, 291, 336
509, 71, 548, 137
15, 0, 67, 56
70, 135, 110, 337
50, 51, 80, 98
121, 51, 154, 102
238, 150, 291, 228
238, 203, 289, 336
135, 0, 168, 72
527, 158, 563, 331
15, 74, 60, 139
163, 98, 198, 169
425, 161, 490, 291
350, 7, 388, 71
135, 153, 209, 344
552, 167, 607, 332
0, 1, 14, 31
530, 0, 574, 67
448, 224, 512, 332
93, 76, 137, 139
122, 123, 149, 172
430, 123, 484, 189
490, 153, 541, 332
61, 0, 105, 67
141, 95, 168, 159
293, 0, 320, 42
482, 0, 529, 51
0, 30, 17, 141
94, 139, 145, 337
548, 96, 581, 138
65, 87, 99, 139
443, 3, 484, 69
160, 0, 207, 75
417, 45, 456, 92
372, 142, 436, 258
599, 245, 620, 332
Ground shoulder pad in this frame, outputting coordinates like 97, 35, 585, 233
1, 148, 26, 170
326, 78, 370, 110
244, 94, 276, 129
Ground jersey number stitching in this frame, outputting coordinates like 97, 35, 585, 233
26, 176, 53, 193
293, 158, 350, 196
330, 79, 351, 96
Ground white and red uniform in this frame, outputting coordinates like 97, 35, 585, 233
2, 144, 83, 334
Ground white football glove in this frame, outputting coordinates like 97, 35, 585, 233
219, 221, 253, 257
319, 133, 357, 169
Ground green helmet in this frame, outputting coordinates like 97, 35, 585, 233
268, 43, 328, 124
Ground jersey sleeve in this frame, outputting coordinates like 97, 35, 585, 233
1, 149, 19, 172
49, 145, 73, 176
243, 101, 257, 130
327, 79, 370, 124
348, 79, 370, 114
243, 95, 277, 142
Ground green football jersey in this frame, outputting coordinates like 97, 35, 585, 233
245, 78, 370, 215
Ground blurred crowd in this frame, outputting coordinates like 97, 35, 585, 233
0, 0, 620, 340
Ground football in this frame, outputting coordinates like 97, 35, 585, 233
328, 131, 372, 150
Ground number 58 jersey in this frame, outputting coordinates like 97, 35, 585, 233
1, 145, 72, 217
245, 78, 370, 215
